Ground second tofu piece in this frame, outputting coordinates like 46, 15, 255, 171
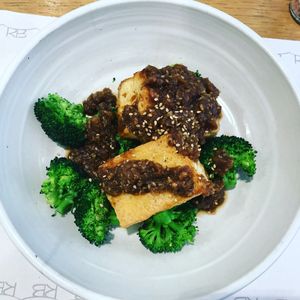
97, 135, 214, 228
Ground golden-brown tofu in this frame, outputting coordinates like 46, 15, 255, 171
99, 135, 213, 228
117, 70, 150, 139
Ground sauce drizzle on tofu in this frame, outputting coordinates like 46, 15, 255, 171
119, 64, 222, 160
98, 159, 195, 197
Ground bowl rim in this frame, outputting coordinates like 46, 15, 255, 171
0, 0, 300, 299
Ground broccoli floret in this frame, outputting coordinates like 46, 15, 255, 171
34, 93, 87, 148
115, 134, 140, 155
108, 208, 120, 227
73, 182, 116, 246
195, 70, 201, 78
40, 157, 84, 215
138, 204, 197, 253
41, 157, 118, 245
200, 135, 257, 189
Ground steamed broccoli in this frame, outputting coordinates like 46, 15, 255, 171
115, 134, 140, 155
108, 208, 120, 227
34, 93, 87, 148
40, 157, 84, 215
41, 157, 118, 245
138, 204, 197, 253
73, 182, 117, 246
195, 70, 201, 78
200, 135, 257, 189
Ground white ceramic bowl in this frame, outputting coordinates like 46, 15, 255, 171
0, 0, 300, 299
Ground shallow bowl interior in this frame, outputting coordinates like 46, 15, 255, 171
0, 1, 300, 299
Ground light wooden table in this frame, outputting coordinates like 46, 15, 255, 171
0, 0, 299, 40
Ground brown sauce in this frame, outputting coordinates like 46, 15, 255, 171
212, 149, 234, 176
190, 180, 225, 213
120, 64, 222, 161
197, 190, 228, 215
68, 89, 118, 178
97, 159, 195, 197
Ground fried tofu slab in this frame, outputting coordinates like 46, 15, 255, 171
117, 65, 222, 141
98, 135, 213, 228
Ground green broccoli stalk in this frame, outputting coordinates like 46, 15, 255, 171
138, 204, 197, 253
40, 157, 84, 215
34, 93, 87, 148
73, 182, 117, 246
200, 135, 257, 189
115, 134, 140, 155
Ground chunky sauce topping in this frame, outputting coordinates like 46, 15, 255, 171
68, 89, 118, 177
98, 160, 195, 197
191, 180, 225, 212
120, 64, 221, 160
